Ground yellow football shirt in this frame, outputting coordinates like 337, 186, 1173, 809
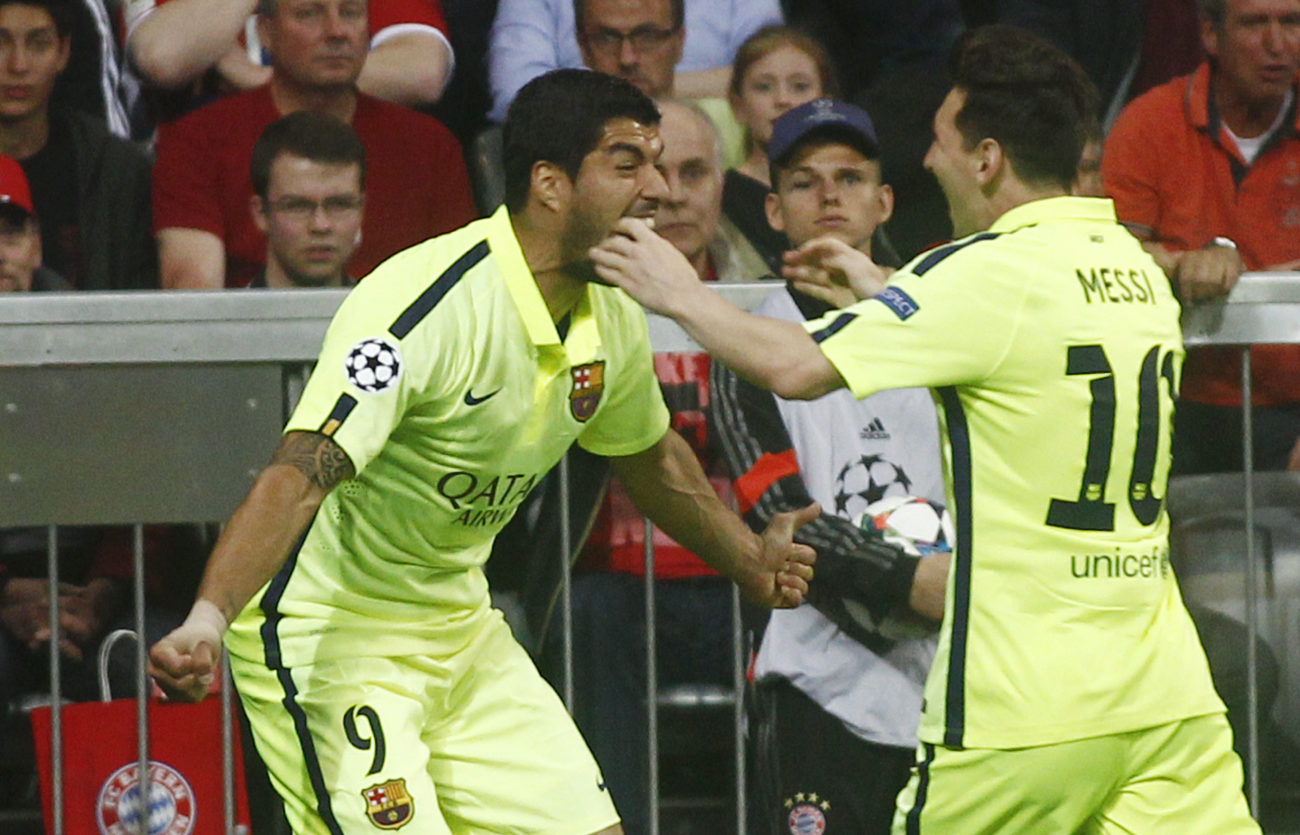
808, 196, 1224, 749
226, 206, 670, 668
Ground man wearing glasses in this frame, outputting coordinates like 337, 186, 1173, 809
249, 113, 366, 290
487, 0, 780, 121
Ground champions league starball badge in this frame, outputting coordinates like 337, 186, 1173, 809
345, 337, 403, 393
96, 761, 196, 835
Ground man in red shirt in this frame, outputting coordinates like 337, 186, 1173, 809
124, 0, 453, 109
152, 0, 475, 289
1104, 0, 1300, 473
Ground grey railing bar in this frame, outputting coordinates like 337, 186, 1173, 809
134, 524, 149, 835
47, 525, 63, 835
1240, 350, 1260, 815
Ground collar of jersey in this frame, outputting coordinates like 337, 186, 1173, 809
990, 195, 1117, 235
490, 206, 601, 356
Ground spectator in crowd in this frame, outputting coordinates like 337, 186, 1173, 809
124, 0, 454, 112
487, 0, 779, 122
541, 98, 769, 835
0, 0, 155, 290
711, 98, 945, 834
722, 25, 837, 272
151, 0, 475, 289
248, 112, 365, 289
0, 154, 64, 291
1104, 0, 1300, 473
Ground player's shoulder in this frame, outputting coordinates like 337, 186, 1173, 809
343, 218, 498, 325
900, 230, 1006, 280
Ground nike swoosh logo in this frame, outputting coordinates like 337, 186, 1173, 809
464, 388, 501, 406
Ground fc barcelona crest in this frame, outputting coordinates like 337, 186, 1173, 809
570, 361, 606, 422
362, 778, 414, 829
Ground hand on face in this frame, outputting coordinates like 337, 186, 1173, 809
589, 216, 703, 314
782, 235, 890, 306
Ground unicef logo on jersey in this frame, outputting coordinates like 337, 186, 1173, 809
345, 337, 402, 393
96, 761, 196, 835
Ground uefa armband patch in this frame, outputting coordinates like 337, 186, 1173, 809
345, 337, 403, 393
875, 287, 920, 320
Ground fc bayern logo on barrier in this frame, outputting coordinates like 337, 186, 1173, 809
96, 760, 196, 835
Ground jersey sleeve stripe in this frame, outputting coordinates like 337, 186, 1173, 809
732, 449, 800, 514
937, 385, 973, 748
810, 311, 858, 344
388, 238, 490, 339
318, 393, 359, 437
911, 232, 1000, 277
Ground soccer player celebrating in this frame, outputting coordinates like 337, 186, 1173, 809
148, 69, 817, 835
592, 26, 1261, 834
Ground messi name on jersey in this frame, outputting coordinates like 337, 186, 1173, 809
1075, 266, 1159, 305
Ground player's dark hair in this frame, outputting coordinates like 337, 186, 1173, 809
573, 0, 683, 33
0, 0, 74, 38
250, 111, 367, 200
948, 25, 1098, 192
502, 68, 661, 213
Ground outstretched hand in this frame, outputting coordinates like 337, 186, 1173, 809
148, 600, 226, 703
739, 502, 820, 608
589, 218, 704, 315
783, 236, 890, 307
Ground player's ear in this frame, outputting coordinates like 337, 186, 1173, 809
530, 161, 572, 214
878, 183, 894, 225
765, 190, 786, 233
973, 137, 1003, 187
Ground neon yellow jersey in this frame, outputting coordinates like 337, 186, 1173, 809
227, 206, 670, 668
808, 197, 1223, 749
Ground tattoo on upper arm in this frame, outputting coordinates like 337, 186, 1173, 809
272, 431, 356, 490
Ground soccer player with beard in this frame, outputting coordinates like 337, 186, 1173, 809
148, 69, 817, 835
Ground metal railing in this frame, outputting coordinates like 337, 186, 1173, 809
2, 273, 1298, 833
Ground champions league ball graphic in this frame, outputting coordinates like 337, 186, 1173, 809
842, 495, 953, 643
345, 337, 402, 393
832, 453, 914, 521
855, 494, 954, 556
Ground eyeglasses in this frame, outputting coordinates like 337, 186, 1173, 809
268, 195, 363, 221
582, 25, 679, 55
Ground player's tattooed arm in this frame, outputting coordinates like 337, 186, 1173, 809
150, 433, 354, 701
271, 431, 356, 490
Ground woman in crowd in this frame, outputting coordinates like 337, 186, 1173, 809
723, 26, 838, 272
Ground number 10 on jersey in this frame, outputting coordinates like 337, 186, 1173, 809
1047, 343, 1180, 533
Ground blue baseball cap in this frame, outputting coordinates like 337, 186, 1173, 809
768, 98, 880, 168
